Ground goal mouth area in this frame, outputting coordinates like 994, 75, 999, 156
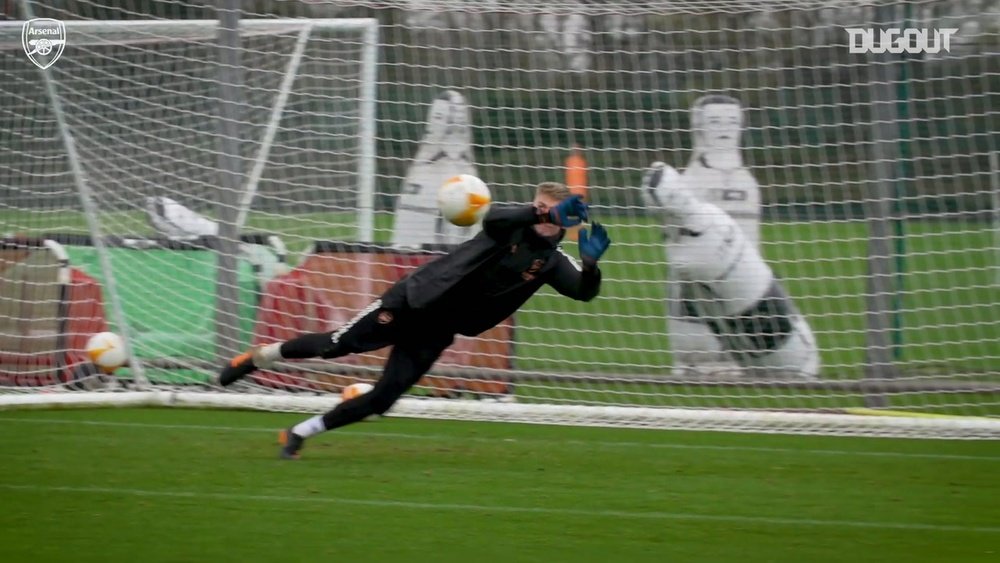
3, 7, 994, 442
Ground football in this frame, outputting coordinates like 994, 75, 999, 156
342, 382, 374, 401
85, 331, 128, 373
437, 174, 492, 226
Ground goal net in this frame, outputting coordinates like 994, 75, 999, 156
1, 1, 998, 439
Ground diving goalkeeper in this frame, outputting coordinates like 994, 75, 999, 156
217, 182, 611, 459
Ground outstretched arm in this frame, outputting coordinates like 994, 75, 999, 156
482, 195, 589, 241
480, 204, 541, 240
547, 249, 602, 301
547, 223, 611, 302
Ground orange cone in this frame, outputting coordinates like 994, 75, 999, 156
564, 145, 588, 241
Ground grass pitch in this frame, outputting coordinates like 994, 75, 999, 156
0, 408, 997, 563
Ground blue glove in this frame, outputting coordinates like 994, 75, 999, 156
578, 223, 610, 269
548, 195, 589, 227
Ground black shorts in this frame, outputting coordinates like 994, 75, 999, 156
322, 299, 455, 359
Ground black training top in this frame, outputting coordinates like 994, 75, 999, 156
380, 204, 602, 336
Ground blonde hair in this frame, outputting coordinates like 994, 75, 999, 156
535, 181, 572, 201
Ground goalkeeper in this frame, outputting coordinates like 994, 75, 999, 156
217, 182, 611, 459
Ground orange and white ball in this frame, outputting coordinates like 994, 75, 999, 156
437, 174, 492, 227
341, 382, 374, 401
85, 331, 127, 373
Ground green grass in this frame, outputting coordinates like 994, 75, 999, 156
0, 408, 997, 563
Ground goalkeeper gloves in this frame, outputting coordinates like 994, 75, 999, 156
544, 194, 589, 227
579, 223, 611, 269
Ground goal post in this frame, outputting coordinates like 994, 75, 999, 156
0, 16, 380, 241
1, 15, 380, 381
1, 1, 998, 439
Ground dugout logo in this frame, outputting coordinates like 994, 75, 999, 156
22, 18, 66, 69
846, 28, 957, 54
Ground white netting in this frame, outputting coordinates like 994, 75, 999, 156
1, 0, 998, 438
2, 17, 376, 237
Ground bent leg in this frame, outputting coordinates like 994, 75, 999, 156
319, 333, 453, 431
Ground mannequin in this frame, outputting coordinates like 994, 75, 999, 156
391, 90, 479, 249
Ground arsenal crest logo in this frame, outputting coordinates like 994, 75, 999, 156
23, 18, 66, 70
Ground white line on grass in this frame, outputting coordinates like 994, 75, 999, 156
1, 483, 997, 534
1, 415, 997, 462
